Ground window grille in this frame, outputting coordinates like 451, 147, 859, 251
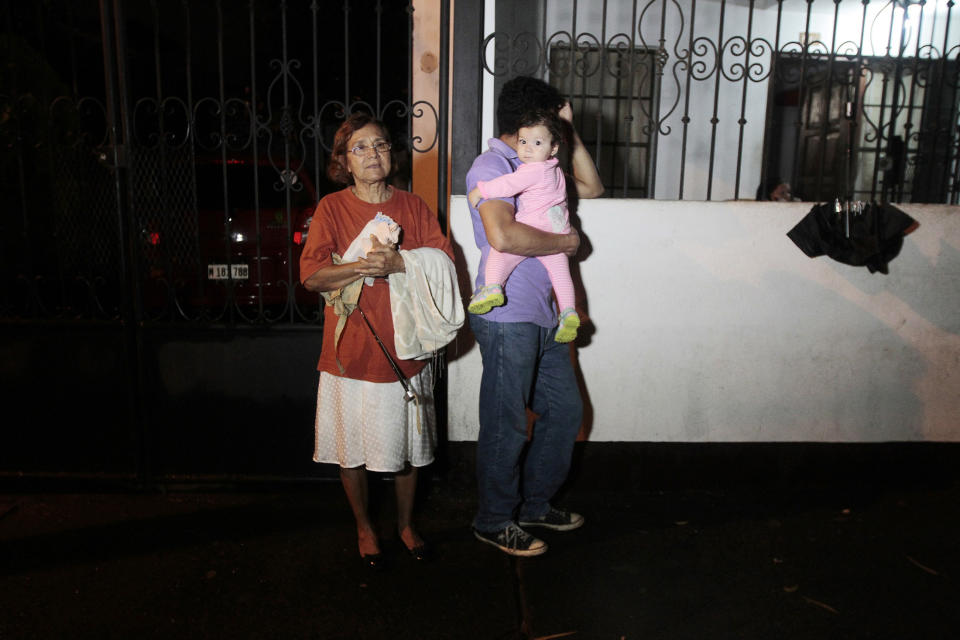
549, 43, 657, 197
1, 0, 442, 324
484, 0, 960, 204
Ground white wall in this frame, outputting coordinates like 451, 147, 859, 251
447, 196, 960, 442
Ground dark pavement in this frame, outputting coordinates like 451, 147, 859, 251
2, 475, 958, 639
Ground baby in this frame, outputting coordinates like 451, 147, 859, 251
467, 109, 580, 343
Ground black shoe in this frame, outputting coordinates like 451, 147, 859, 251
473, 523, 547, 557
360, 552, 386, 571
519, 507, 584, 531
400, 538, 432, 562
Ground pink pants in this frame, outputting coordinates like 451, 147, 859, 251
485, 249, 575, 313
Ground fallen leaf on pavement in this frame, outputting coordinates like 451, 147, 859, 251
906, 556, 939, 576
802, 595, 839, 614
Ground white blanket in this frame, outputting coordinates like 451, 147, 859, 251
341, 213, 401, 286
388, 248, 464, 360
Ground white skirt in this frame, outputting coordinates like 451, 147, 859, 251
313, 363, 436, 472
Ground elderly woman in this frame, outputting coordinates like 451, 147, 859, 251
300, 113, 457, 568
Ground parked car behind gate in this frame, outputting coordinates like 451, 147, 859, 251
140, 156, 320, 318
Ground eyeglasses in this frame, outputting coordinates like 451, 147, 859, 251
349, 142, 392, 157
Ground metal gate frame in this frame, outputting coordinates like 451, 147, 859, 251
1, 0, 450, 485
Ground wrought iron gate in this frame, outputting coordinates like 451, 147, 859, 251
1, 0, 447, 482
2, 0, 445, 325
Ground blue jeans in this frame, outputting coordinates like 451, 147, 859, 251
470, 314, 583, 532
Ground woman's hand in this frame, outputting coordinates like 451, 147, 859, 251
356, 236, 405, 277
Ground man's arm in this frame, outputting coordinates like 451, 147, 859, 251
478, 199, 579, 257
559, 102, 604, 199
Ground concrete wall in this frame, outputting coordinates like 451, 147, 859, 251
447, 197, 960, 442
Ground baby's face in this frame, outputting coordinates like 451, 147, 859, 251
517, 124, 558, 164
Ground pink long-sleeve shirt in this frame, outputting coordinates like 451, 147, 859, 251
476, 157, 568, 233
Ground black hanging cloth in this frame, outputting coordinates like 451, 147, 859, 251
786, 202, 919, 274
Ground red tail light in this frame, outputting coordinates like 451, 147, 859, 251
294, 214, 312, 245
147, 232, 160, 246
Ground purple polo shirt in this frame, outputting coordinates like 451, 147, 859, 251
466, 138, 557, 328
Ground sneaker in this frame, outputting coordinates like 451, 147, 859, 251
519, 507, 585, 531
473, 523, 548, 557
554, 308, 580, 343
468, 284, 505, 315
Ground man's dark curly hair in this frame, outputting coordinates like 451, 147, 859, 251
497, 76, 565, 136
517, 109, 565, 148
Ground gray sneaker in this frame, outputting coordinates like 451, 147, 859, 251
473, 523, 548, 557
519, 507, 585, 531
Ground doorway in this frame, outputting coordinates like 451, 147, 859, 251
764, 52, 959, 203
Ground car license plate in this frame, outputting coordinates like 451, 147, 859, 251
207, 264, 249, 280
